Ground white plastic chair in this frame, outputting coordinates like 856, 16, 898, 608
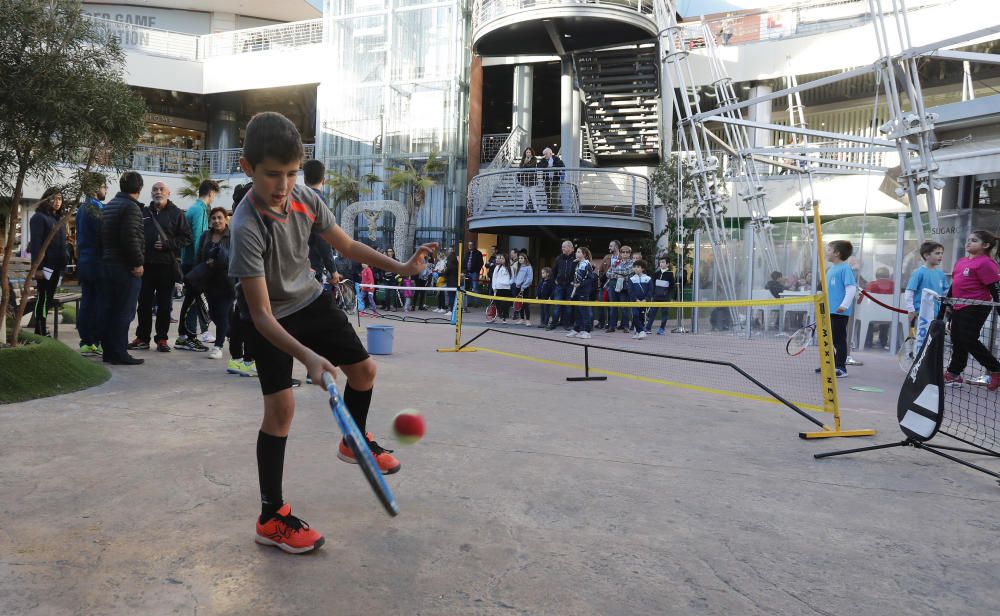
852, 292, 901, 349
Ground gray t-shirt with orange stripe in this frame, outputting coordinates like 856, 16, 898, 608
229, 183, 336, 319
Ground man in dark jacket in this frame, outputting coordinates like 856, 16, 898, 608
75, 173, 108, 354
303, 159, 338, 282
130, 181, 192, 352
463, 240, 484, 308
540, 148, 566, 211
546, 239, 576, 330
102, 171, 146, 365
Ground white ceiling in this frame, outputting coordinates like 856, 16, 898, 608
83, 0, 322, 22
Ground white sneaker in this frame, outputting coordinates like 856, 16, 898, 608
566, 330, 579, 337
206, 347, 223, 359
578, 331, 592, 339
199, 331, 216, 344
635, 331, 647, 340
522, 321, 531, 326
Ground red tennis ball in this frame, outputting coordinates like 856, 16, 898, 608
392, 410, 425, 445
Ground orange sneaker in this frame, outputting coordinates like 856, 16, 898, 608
255, 503, 325, 554
338, 432, 401, 475
944, 371, 965, 386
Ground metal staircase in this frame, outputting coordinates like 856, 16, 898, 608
574, 44, 660, 163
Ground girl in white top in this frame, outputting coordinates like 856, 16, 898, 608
491, 254, 513, 323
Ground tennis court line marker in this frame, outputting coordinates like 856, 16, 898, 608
473, 347, 830, 415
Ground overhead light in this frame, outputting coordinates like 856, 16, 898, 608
894, 187, 906, 198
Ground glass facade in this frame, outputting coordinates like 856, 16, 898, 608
319, 0, 470, 249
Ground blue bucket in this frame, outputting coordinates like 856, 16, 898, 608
366, 325, 395, 355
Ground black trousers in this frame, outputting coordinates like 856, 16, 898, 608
831, 313, 849, 370
229, 306, 253, 362
136, 262, 176, 343
948, 305, 1000, 374
494, 288, 512, 319
33, 268, 62, 334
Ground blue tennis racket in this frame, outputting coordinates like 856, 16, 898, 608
323, 372, 399, 516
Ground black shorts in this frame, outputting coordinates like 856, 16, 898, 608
249, 291, 370, 395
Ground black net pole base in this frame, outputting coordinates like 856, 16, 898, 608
815, 439, 1000, 486
814, 440, 913, 459
566, 376, 608, 382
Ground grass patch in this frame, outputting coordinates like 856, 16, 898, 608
0, 334, 110, 404
59, 305, 76, 324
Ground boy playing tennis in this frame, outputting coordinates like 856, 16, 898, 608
230, 112, 435, 554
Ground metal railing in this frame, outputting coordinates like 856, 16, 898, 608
84, 15, 325, 61
125, 144, 316, 175
472, 0, 654, 34
681, 0, 949, 49
481, 133, 512, 162
200, 19, 324, 58
468, 167, 651, 220
87, 15, 199, 60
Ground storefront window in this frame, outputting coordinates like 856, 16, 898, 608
139, 122, 204, 150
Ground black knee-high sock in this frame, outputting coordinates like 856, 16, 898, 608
344, 385, 373, 434
257, 431, 287, 520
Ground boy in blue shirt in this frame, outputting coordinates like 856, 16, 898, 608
825, 240, 856, 377
629, 259, 653, 339
904, 240, 947, 321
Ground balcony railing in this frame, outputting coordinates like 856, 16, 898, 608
468, 167, 651, 221
125, 144, 316, 175
84, 16, 325, 61
472, 0, 653, 35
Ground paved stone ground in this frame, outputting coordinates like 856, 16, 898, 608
2, 307, 999, 615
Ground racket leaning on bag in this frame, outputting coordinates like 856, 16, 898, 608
485, 299, 497, 323
896, 322, 917, 372
322, 372, 399, 517
786, 321, 816, 356
512, 292, 523, 313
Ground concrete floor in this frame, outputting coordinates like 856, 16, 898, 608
2, 311, 999, 615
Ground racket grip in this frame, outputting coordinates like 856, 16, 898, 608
322, 372, 336, 389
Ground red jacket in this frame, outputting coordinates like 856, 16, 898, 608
361, 267, 374, 292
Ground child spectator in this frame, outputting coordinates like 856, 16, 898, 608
536, 267, 555, 329
825, 240, 856, 378
567, 247, 596, 339
402, 276, 414, 312
414, 257, 433, 310
512, 253, 533, 325
360, 263, 377, 313
629, 259, 653, 339
943, 230, 1000, 390
491, 253, 513, 323
905, 241, 947, 320
645, 257, 675, 335
765, 270, 785, 299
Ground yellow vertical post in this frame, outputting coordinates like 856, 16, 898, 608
455, 242, 464, 349
800, 201, 876, 439
813, 202, 841, 427
438, 241, 476, 352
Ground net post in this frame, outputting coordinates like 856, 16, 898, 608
566, 344, 608, 382
799, 202, 876, 439
437, 243, 476, 353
